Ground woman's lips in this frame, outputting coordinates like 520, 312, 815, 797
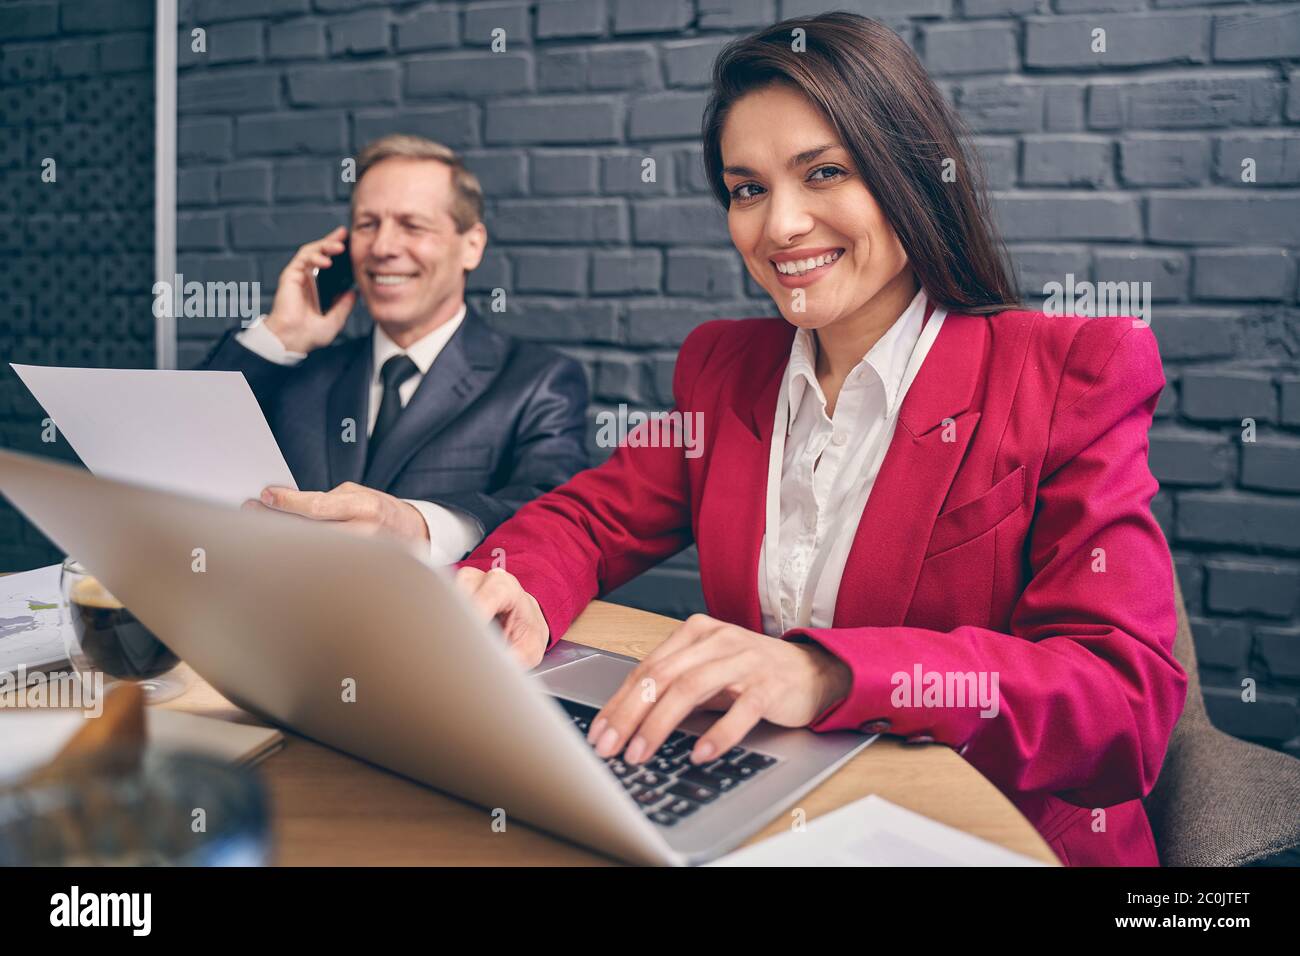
771, 251, 843, 289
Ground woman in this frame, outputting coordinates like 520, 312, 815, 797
455, 13, 1186, 867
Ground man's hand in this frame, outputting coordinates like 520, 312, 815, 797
453, 567, 550, 669
263, 225, 358, 354
242, 482, 429, 547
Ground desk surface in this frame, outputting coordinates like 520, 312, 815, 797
161, 599, 1059, 866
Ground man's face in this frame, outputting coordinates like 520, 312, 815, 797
349, 158, 486, 334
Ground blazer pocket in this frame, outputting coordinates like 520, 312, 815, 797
400, 444, 494, 473
924, 465, 1026, 558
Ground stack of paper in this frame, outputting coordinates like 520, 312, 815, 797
0, 564, 66, 673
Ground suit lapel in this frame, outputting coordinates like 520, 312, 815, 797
324, 338, 372, 487
361, 312, 504, 490
699, 326, 791, 633
832, 312, 989, 627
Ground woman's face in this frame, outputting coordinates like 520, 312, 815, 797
720, 83, 912, 332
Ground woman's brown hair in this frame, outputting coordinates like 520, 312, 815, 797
702, 12, 1020, 315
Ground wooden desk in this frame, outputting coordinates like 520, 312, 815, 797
161, 599, 1059, 866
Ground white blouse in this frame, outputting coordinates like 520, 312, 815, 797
757, 287, 947, 636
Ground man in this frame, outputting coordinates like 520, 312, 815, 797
196, 135, 589, 563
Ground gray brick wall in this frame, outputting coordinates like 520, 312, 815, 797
0, 0, 155, 568
166, 0, 1300, 759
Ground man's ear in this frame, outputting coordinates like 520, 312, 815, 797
461, 221, 488, 272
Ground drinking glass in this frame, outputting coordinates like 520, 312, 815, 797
60, 557, 187, 705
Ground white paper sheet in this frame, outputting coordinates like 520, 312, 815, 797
707, 794, 1048, 867
0, 564, 66, 673
11, 364, 296, 506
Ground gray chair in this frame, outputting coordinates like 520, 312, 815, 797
1142, 563, 1300, 865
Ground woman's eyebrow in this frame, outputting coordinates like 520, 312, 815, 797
722, 143, 841, 177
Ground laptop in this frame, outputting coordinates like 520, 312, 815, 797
0, 448, 874, 865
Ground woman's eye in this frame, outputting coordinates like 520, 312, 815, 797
809, 165, 845, 183
733, 167, 842, 202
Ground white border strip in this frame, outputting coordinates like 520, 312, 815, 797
154, 0, 177, 369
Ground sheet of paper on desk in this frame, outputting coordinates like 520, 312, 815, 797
11, 364, 296, 507
0, 564, 67, 673
706, 793, 1048, 866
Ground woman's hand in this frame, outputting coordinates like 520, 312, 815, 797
453, 566, 550, 669
587, 614, 852, 765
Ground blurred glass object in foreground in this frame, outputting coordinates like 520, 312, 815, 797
0, 748, 270, 866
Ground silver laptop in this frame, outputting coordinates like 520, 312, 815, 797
0, 448, 874, 865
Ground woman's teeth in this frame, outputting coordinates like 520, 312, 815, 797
774, 250, 842, 275
373, 274, 414, 286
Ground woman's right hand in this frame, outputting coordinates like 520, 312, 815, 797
264, 225, 357, 354
454, 566, 550, 669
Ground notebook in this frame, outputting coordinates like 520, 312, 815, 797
0, 707, 284, 786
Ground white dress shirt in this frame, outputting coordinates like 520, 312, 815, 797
236, 304, 484, 564
757, 287, 947, 636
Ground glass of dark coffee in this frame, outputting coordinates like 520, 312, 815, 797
60, 558, 186, 704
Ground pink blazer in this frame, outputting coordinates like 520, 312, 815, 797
458, 308, 1187, 866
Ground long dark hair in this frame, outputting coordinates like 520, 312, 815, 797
702, 13, 1020, 316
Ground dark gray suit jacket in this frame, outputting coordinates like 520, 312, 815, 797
194, 306, 589, 538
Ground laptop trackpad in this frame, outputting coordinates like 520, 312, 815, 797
534, 653, 636, 707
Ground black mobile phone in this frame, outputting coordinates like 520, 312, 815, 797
314, 235, 354, 313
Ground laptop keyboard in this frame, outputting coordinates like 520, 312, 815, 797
555, 697, 779, 828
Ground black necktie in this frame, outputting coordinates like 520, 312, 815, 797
367, 354, 419, 467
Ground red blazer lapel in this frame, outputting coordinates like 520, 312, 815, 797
833, 312, 990, 628
697, 312, 990, 634
696, 328, 789, 633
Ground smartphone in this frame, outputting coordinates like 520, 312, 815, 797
313, 235, 354, 313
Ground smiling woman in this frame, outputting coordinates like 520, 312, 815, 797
455, 12, 1185, 869
698, 22, 1020, 406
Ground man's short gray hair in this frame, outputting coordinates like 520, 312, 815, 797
353, 134, 484, 232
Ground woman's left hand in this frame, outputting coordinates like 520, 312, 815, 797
587, 613, 852, 765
